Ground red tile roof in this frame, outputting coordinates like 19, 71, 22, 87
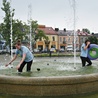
77, 31, 90, 35
38, 25, 57, 35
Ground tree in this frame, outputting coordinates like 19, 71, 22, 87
1, 0, 29, 46
30, 20, 49, 48
82, 28, 90, 34
30, 20, 38, 44
35, 29, 47, 41
12, 19, 29, 42
1, 0, 15, 45
88, 36, 98, 44
30, 20, 48, 40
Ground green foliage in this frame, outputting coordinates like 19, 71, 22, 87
88, 36, 98, 44
1, 0, 15, 45
0, 0, 50, 47
12, 19, 29, 42
82, 28, 90, 34
0, 0, 29, 45
31, 20, 49, 42
35, 29, 46, 40
31, 20, 38, 32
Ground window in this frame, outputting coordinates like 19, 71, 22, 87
52, 36, 55, 41
60, 37, 62, 42
63, 37, 66, 41
68, 37, 70, 43
63, 37, 66, 44
39, 38, 42, 41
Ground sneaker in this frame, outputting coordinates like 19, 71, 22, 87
17, 70, 22, 75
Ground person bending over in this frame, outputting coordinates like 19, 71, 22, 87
5, 40, 34, 72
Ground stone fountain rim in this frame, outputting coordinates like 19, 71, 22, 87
0, 73, 98, 85
0, 73, 98, 96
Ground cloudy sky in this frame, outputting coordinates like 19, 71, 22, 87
0, 0, 98, 33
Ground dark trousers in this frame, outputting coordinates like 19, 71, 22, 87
80, 56, 92, 67
18, 60, 33, 72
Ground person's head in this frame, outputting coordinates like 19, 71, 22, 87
14, 40, 21, 49
85, 39, 90, 48
85, 39, 90, 45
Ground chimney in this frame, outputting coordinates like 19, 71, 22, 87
55, 28, 59, 31
63, 28, 66, 32
77, 29, 80, 33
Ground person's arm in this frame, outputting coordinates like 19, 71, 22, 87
84, 42, 90, 50
5, 54, 17, 66
16, 53, 26, 69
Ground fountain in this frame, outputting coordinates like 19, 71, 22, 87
1, 0, 98, 98
0, 55, 98, 97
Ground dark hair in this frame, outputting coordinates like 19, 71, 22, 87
14, 39, 21, 46
85, 39, 90, 48
85, 39, 90, 44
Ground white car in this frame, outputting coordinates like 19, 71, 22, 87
50, 48, 56, 52
67, 46, 73, 52
34, 49, 39, 53
6, 46, 17, 54
59, 48, 65, 52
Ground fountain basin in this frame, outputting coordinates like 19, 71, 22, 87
0, 74, 98, 96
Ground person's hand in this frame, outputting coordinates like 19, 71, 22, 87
5, 62, 11, 67
87, 42, 90, 45
16, 64, 20, 70
5, 63, 9, 67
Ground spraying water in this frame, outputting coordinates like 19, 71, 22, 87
73, 0, 76, 69
10, 0, 13, 60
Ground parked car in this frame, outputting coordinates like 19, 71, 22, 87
59, 48, 65, 52
34, 49, 39, 53
6, 45, 17, 54
0, 40, 6, 54
67, 45, 73, 52
50, 48, 56, 52
41, 49, 48, 53
0, 48, 6, 54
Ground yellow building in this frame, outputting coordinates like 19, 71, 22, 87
34, 26, 90, 52
35, 25, 58, 51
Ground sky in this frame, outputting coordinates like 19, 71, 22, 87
0, 0, 98, 33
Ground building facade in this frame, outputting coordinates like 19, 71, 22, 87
33, 25, 91, 52
35, 25, 58, 51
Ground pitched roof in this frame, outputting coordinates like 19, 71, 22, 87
38, 25, 57, 35
38, 25, 90, 36
77, 31, 90, 35
93, 33, 98, 37
57, 30, 74, 36
57, 29, 90, 36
